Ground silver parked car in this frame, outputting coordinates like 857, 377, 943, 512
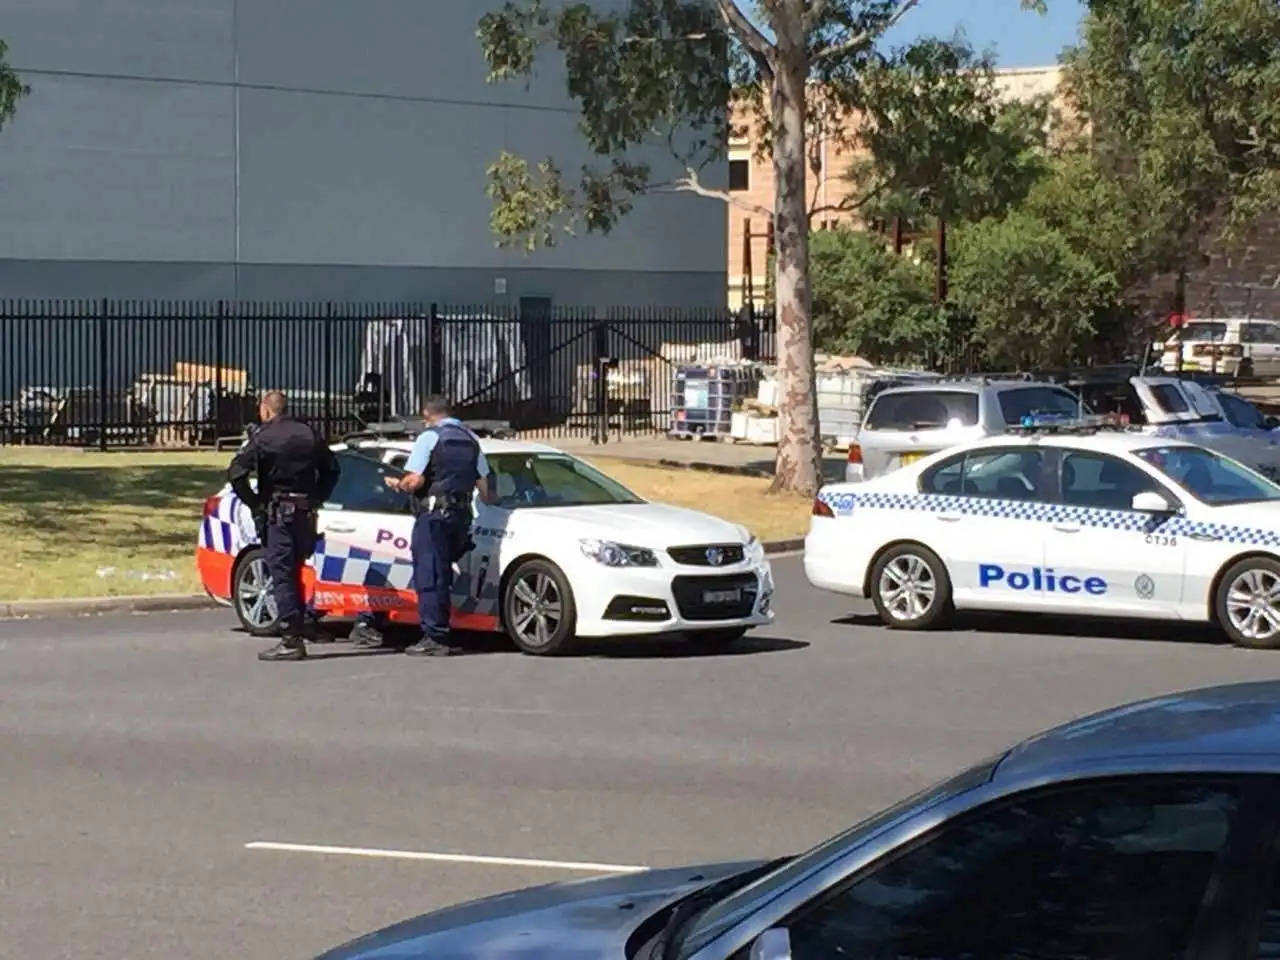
846, 379, 1082, 482
320, 680, 1280, 959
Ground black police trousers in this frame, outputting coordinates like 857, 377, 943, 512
265, 504, 314, 628
411, 507, 472, 640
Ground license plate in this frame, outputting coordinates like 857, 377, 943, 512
703, 588, 741, 604
899, 451, 926, 466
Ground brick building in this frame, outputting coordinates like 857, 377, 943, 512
726, 66, 1064, 309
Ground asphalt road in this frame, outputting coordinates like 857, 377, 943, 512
4, 556, 1280, 959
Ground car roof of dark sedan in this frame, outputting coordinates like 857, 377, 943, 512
993, 681, 1280, 782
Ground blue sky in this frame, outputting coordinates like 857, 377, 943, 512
878, 0, 1086, 67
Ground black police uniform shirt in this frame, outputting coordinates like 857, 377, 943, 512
228, 415, 340, 513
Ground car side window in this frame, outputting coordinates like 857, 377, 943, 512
1061, 451, 1165, 511
920, 456, 965, 496
325, 452, 411, 514
921, 450, 1051, 502
1220, 392, 1265, 430
786, 779, 1243, 960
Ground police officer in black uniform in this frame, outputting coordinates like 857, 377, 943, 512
229, 390, 340, 662
386, 396, 492, 656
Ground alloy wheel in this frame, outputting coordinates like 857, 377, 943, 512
877, 553, 937, 622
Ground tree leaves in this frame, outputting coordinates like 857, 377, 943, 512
0, 39, 29, 132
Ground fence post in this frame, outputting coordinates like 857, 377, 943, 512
428, 302, 442, 398
98, 297, 109, 451
323, 302, 333, 439
215, 300, 225, 445
592, 318, 608, 445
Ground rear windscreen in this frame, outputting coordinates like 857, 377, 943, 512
1178, 322, 1228, 342
1150, 384, 1190, 414
865, 391, 980, 431
996, 386, 1081, 425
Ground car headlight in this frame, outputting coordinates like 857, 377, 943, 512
579, 539, 658, 567
741, 530, 765, 562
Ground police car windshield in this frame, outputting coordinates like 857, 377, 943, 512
1135, 446, 1280, 505
487, 453, 644, 508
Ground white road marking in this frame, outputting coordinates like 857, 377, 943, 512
245, 841, 648, 874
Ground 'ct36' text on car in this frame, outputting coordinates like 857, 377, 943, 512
807, 419, 1280, 647
196, 436, 774, 655
320, 679, 1280, 958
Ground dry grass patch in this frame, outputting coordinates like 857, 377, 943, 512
0, 448, 809, 602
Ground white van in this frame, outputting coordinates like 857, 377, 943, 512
1161, 318, 1280, 377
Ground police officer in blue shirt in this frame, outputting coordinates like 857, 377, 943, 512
385, 396, 493, 656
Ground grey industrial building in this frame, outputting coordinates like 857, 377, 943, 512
0, 0, 726, 306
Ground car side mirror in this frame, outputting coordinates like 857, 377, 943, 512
1265, 416, 1279, 430
749, 928, 792, 960
1132, 491, 1175, 513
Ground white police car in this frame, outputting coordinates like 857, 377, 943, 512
198, 436, 774, 655
805, 418, 1280, 647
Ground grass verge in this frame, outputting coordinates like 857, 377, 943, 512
0, 449, 810, 602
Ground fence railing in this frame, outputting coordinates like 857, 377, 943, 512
0, 300, 776, 448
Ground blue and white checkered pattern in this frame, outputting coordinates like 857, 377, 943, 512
819, 490, 1280, 547
200, 491, 256, 555
314, 540, 415, 589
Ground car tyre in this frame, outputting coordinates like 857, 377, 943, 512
1215, 556, 1280, 649
870, 543, 953, 630
503, 559, 578, 656
233, 547, 283, 637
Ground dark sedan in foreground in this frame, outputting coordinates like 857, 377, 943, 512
321, 680, 1280, 959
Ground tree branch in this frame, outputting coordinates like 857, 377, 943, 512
808, 180, 889, 219
812, 0, 924, 64
652, 166, 774, 219
713, 0, 776, 73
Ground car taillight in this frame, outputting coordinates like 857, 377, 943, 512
812, 497, 834, 518
203, 495, 220, 517
847, 444, 863, 465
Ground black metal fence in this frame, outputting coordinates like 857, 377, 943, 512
0, 300, 776, 448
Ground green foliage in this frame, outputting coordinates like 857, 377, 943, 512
810, 229, 943, 365
1064, 0, 1280, 258
477, 0, 729, 249
850, 38, 1050, 228
0, 39, 29, 133
948, 211, 1119, 369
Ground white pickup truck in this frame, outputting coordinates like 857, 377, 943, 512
1077, 374, 1280, 480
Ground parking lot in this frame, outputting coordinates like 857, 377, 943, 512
4, 554, 1280, 959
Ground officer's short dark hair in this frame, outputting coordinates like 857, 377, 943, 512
423, 395, 452, 417
262, 391, 287, 415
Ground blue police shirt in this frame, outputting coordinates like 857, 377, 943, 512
404, 418, 490, 478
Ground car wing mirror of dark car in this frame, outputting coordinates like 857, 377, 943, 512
1265, 415, 1280, 430
750, 928, 792, 960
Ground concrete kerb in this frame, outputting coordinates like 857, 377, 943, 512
0, 540, 804, 621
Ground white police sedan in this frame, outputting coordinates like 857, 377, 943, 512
199, 436, 774, 655
805, 420, 1280, 647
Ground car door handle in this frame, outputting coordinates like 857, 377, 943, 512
323, 523, 356, 534
1054, 524, 1081, 533
935, 514, 962, 523
1188, 532, 1221, 542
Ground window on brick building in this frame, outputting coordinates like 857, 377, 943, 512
729, 160, 750, 192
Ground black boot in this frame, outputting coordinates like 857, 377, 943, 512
258, 636, 306, 661
349, 621, 386, 649
405, 636, 460, 657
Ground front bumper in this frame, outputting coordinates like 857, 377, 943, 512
572, 559, 776, 637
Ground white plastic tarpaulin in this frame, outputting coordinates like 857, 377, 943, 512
357, 314, 530, 418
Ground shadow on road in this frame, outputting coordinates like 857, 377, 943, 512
243, 627, 810, 660
834, 611, 1226, 646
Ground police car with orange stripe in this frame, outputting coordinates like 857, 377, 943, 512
197, 429, 774, 655
806, 415, 1280, 647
